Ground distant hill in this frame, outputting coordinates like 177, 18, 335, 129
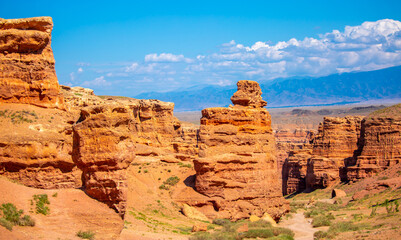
135, 65, 401, 112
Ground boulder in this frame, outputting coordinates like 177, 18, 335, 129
192, 223, 208, 232
331, 189, 346, 198
182, 204, 209, 222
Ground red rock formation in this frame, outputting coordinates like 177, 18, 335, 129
0, 104, 81, 189
305, 116, 362, 189
72, 98, 181, 214
312, 116, 363, 158
0, 17, 64, 109
275, 129, 315, 184
192, 80, 289, 221
173, 123, 199, 162
347, 116, 401, 181
281, 144, 312, 195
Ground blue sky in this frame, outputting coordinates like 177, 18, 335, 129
2, 0, 401, 96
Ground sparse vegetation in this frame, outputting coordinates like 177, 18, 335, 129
178, 162, 192, 168
159, 176, 180, 190
0, 110, 38, 124
76, 230, 95, 240
190, 219, 294, 240
33, 194, 50, 215
314, 221, 371, 239
0, 203, 35, 231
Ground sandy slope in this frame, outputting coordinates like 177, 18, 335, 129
0, 177, 123, 240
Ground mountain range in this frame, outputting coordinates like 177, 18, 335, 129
135, 65, 401, 112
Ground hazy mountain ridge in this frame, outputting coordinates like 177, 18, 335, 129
135, 65, 401, 111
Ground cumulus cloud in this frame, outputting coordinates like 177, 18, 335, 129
69, 19, 401, 94
82, 76, 111, 87
145, 53, 192, 63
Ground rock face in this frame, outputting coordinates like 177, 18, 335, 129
193, 80, 289, 221
305, 116, 363, 189
281, 144, 312, 195
347, 116, 401, 181
281, 116, 363, 193
312, 117, 363, 159
275, 129, 315, 186
0, 17, 64, 109
72, 98, 181, 214
0, 104, 81, 189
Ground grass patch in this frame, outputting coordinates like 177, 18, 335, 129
159, 176, 180, 190
178, 162, 193, 168
0, 110, 37, 124
76, 230, 95, 240
0, 203, 35, 231
33, 194, 50, 215
314, 221, 371, 239
190, 219, 294, 240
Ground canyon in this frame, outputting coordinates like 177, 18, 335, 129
1, 16, 401, 240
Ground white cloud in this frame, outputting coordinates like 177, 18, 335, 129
82, 76, 111, 87
70, 19, 401, 95
78, 67, 83, 73
145, 53, 192, 63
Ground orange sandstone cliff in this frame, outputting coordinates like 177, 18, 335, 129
193, 80, 289, 221
72, 98, 182, 214
0, 17, 64, 109
347, 105, 401, 181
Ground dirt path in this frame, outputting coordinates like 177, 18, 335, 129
279, 212, 318, 240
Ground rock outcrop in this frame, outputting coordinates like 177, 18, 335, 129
347, 114, 401, 181
0, 104, 81, 189
275, 129, 315, 185
0, 17, 64, 109
281, 144, 312, 195
192, 80, 289, 221
281, 116, 363, 193
305, 116, 362, 189
72, 98, 181, 214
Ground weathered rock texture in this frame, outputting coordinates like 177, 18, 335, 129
275, 129, 315, 183
0, 17, 64, 109
192, 80, 289, 221
347, 116, 401, 181
72, 98, 181, 214
0, 104, 81, 189
305, 116, 363, 189
281, 144, 312, 195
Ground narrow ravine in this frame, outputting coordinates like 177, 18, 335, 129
279, 212, 318, 240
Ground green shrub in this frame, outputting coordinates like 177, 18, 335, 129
268, 234, 294, 240
0, 203, 35, 231
164, 176, 180, 186
312, 215, 332, 227
314, 230, 328, 239
0, 218, 13, 231
178, 162, 193, 168
33, 194, 50, 215
272, 227, 295, 237
159, 176, 180, 190
189, 232, 212, 240
304, 209, 322, 218
212, 218, 231, 226
76, 230, 95, 240
0, 203, 22, 224
17, 215, 35, 227
239, 228, 274, 238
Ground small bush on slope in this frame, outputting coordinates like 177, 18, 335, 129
0, 203, 35, 231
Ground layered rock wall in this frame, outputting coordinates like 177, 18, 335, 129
347, 117, 401, 181
193, 80, 289, 221
0, 17, 64, 109
72, 98, 181, 214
